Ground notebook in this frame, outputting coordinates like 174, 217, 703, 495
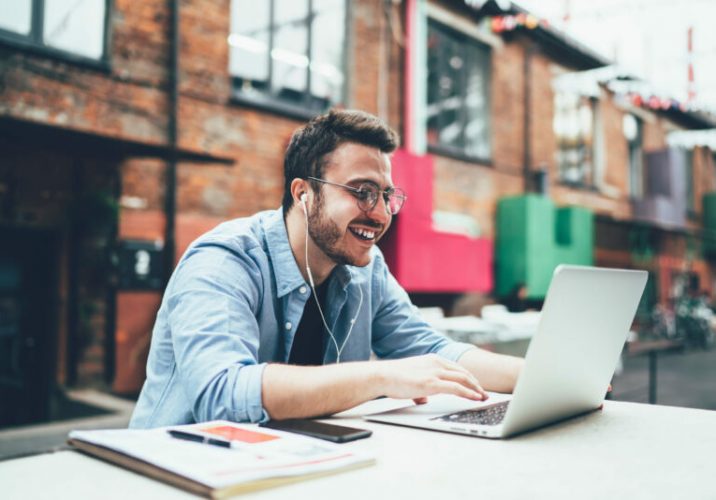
69, 420, 374, 498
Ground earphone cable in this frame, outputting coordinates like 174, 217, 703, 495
302, 199, 362, 363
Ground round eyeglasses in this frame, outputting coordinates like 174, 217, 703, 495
307, 177, 407, 215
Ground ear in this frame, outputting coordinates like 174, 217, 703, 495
290, 178, 309, 207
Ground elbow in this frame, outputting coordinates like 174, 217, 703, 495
191, 363, 268, 423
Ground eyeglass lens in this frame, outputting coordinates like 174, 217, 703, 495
357, 183, 405, 215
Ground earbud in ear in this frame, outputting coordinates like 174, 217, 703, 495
300, 193, 307, 204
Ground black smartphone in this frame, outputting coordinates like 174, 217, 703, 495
259, 419, 372, 443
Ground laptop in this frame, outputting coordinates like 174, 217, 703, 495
366, 265, 648, 439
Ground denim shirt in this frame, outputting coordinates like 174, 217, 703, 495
129, 209, 474, 428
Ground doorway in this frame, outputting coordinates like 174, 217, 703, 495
0, 226, 59, 427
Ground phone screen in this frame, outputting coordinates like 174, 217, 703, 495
259, 419, 372, 443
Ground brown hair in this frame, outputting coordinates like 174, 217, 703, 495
282, 109, 399, 212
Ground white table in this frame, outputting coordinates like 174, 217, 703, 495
2, 399, 715, 500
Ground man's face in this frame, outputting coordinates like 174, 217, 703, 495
306, 142, 394, 267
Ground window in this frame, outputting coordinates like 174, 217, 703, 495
684, 148, 695, 214
0, 0, 110, 63
554, 92, 597, 186
624, 114, 644, 199
229, 0, 347, 115
426, 20, 491, 161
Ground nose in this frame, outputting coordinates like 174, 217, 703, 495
366, 193, 392, 225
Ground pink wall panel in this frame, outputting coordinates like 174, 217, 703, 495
383, 149, 493, 293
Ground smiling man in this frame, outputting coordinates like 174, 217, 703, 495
129, 109, 523, 428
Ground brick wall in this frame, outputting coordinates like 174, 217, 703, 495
528, 45, 558, 174
2, 0, 714, 393
491, 38, 526, 173
600, 93, 630, 196
112, 0, 393, 393
0, 2, 168, 142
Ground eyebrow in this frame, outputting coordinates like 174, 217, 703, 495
345, 177, 395, 190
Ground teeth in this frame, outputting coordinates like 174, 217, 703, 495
352, 228, 376, 240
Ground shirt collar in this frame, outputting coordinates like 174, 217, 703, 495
333, 265, 352, 290
264, 209, 306, 298
263, 208, 352, 297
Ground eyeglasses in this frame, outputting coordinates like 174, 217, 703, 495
307, 177, 407, 215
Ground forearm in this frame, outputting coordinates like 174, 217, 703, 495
458, 347, 524, 393
261, 362, 385, 420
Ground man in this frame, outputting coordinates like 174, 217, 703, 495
130, 109, 523, 428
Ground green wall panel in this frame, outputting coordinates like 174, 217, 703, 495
497, 195, 594, 299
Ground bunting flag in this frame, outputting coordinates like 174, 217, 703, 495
490, 13, 696, 113
491, 14, 546, 33
490, 14, 698, 115
628, 92, 689, 113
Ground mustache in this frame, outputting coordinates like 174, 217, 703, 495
350, 219, 383, 230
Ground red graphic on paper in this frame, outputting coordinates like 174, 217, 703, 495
200, 425, 279, 444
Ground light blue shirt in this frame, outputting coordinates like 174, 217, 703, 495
129, 209, 475, 428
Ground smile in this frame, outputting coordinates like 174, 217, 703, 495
349, 226, 377, 241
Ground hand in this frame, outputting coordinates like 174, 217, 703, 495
376, 354, 488, 402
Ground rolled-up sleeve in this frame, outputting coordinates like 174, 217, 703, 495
166, 244, 269, 423
371, 264, 475, 362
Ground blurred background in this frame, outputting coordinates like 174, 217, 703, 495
1, 0, 715, 446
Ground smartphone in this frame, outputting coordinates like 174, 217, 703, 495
259, 419, 372, 443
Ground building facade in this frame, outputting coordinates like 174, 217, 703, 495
1, 0, 714, 426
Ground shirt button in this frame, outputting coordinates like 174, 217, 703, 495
285, 322, 292, 330
299, 286, 307, 294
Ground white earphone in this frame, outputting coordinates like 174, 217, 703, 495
299, 189, 362, 363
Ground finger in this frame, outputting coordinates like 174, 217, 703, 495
413, 397, 428, 405
438, 369, 480, 392
607, 384, 613, 393
431, 380, 485, 401
438, 369, 488, 400
425, 356, 488, 399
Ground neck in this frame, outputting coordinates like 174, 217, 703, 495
285, 207, 336, 286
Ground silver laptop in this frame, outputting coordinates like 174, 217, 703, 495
366, 265, 648, 438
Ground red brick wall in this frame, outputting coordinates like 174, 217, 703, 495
491, 39, 526, 173
0, 0, 169, 142
4, 0, 715, 392
600, 94, 630, 196
112, 0, 393, 392
528, 45, 558, 173
642, 115, 669, 152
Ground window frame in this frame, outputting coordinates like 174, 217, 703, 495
229, 0, 350, 120
554, 93, 599, 190
684, 147, 696, 219
426, 19, 492, 164
0, 0, 113, 71
627, 115, 645, 200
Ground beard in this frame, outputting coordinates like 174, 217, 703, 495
307, 195, 372, 267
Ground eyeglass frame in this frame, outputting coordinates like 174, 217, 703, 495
306, 176, 407, 215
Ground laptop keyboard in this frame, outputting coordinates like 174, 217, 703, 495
434, 401, 510, 426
